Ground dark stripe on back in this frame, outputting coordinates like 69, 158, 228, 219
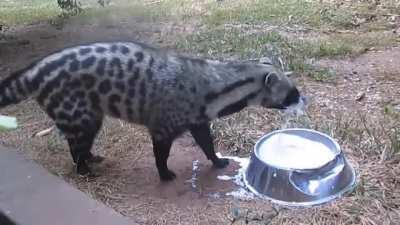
14, 79, 26, 97
81, 56, 96, 69
79, 48, 92, 55
69, 59, 80, 72
0, 60, 38, 106
109, 57, 124, 79
232, 64, 248, 72
89, 91, 100, 110
96, 58, 106, 76
189, 58, 207, 66
46, 92, 64, 119
139, 79, 146, 122
148, 57, 154, 67
217, 91, 259, 118
1, 51, 75, 105
96, 47, 107, 53
204, 77, 255, 103
128, 68, 140, 86
32, 53, 75, 90
108, 94, 121, 117
127, 59, 134, 71
146, 68, 153, 80
37, 70, 71, 105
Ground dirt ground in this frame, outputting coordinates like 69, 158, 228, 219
0, 10, 399, 225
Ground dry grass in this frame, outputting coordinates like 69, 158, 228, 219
211, 108, 400, 225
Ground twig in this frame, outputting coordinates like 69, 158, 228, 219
145, 0, 163, 5
33, 126, 55, 137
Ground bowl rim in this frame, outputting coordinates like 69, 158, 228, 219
253, 128, 342, 170
243, 164, 358, 207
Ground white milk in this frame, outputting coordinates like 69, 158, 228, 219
258, 133, 335, 169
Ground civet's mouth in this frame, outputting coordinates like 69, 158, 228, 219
282, 95, 308, 114
271, 88, 307, 111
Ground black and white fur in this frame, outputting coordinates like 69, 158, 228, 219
0, 41, 302, 181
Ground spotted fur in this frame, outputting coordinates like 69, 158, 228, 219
0, 41, 301, 181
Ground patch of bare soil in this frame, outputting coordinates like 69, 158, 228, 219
313, 47, 400, 117
0, 16, 399, 225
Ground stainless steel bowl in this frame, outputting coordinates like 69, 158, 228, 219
244, 128, 357, 207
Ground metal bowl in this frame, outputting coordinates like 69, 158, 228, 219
244, 128, 357, 207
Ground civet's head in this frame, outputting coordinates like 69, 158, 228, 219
249, 58, 306, 111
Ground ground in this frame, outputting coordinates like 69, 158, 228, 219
0, 0, 399, 225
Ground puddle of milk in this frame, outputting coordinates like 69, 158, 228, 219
211, 98, 322, 200
187, 155, 253, 200
226, 187, 255, 201
215, 152, 255, 201
186, 160, 200, 191
217, 175, 233, 181
258, 133, 335, 169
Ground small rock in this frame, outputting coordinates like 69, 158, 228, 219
352, 71, 358, 74
231, 207, 242, 219
356, 92, 366, 101
319, 102, 327, 107
393, 105, 400, 112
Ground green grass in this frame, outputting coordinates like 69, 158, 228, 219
203, 0, 399, 31
0, 0, 178, 26
1, 0, 398, 82
204, 0, 354, 29
181, 28, 350, 60
0, 0, 61, 26
60, 0, 214, 25
174, 29, 336, 81
176, 24, 398, 81
176, 28, 285, 59
73, 0, 182, 24
383, 105, 400, 158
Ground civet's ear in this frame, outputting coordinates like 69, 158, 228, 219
264, 72, 280, 87
259, 57, 273, 65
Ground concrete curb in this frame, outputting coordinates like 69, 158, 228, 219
0, 146, 137, 225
